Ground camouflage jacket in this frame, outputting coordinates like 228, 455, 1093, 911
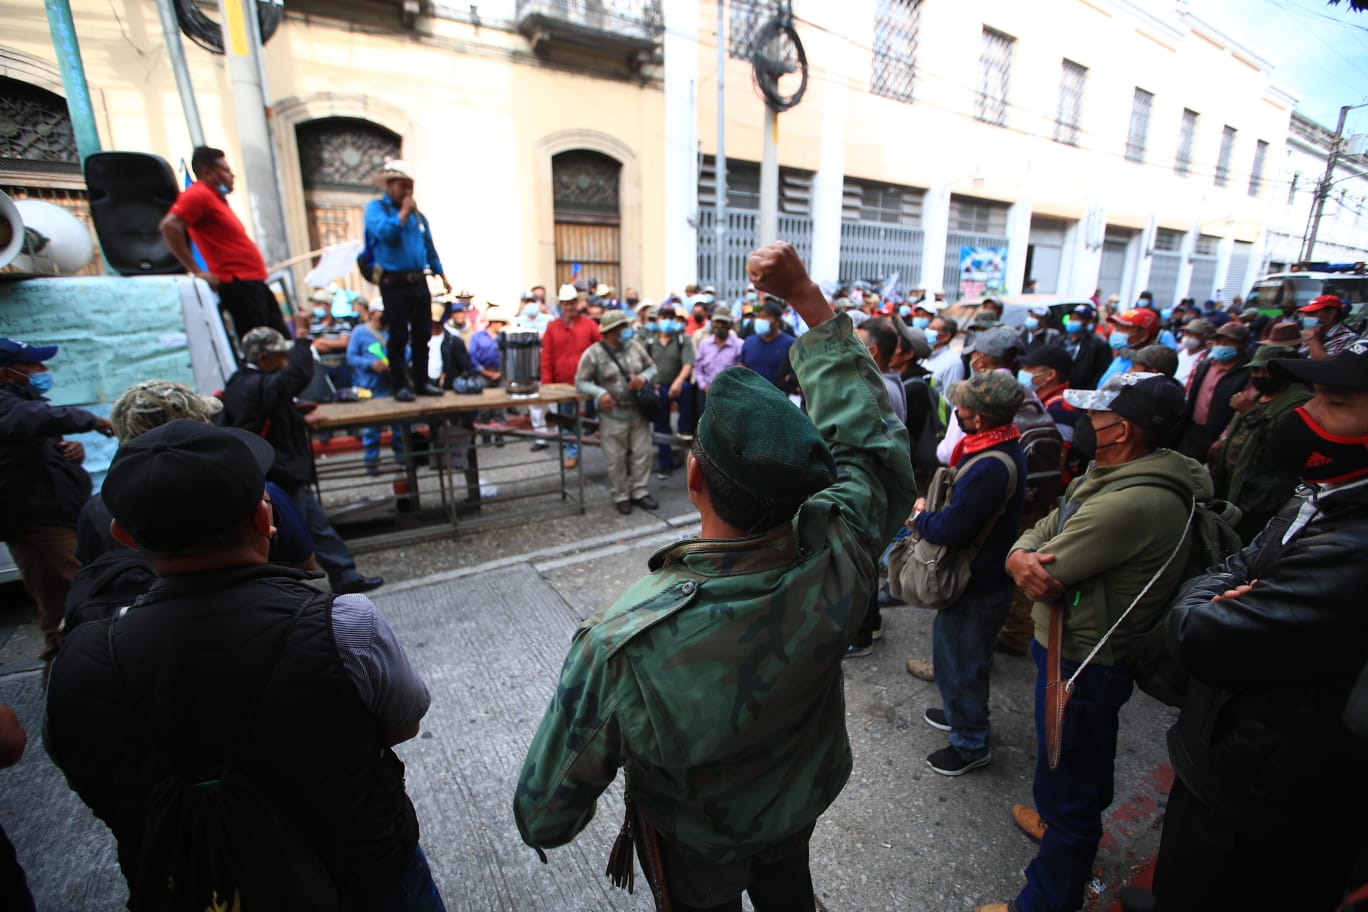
514, 314, 916, 863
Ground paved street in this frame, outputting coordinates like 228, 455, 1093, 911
0, 445, 1175, 911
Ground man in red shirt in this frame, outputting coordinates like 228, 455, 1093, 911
159, 146, 286, 344
540, 283, 601, 469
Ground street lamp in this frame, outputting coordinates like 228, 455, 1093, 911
1300, 101, 1368, 262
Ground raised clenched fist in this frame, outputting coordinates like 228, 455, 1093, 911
746, 242, 813, 303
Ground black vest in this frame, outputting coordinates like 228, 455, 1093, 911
49, 564, 418, 904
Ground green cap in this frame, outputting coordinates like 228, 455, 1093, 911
696, 366, 836, 505
946, 369, 1024, 424
1249, 344, 1297, 369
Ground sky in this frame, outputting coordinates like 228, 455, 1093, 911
1190, 0, 1368, 132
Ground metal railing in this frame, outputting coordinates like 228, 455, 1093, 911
515, 0, 664, 42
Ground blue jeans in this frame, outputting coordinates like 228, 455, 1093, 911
287, 485, 361, 589
360, 392, 405, 466
931, 585, 1013, 754
379, 845, 445, 912
557, 400, 580, 459
654, 381, 695, 471
1016, 639, 1135, 912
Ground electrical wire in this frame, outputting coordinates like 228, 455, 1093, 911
173, 0, 282, 56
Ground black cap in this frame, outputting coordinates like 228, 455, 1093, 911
103, 420, 275, 550
1111, 375, 1187, 432
1019, 344, 1072, 376
1270, 338, 1368, 390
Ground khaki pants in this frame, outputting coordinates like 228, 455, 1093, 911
600, 412, 652, 504
7, 524, 80, 660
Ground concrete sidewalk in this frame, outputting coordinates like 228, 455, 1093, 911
0, 543, 1175, 911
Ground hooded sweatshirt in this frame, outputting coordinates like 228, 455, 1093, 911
1013, 448, 1213, 665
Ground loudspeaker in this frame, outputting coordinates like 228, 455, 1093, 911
83, 151, 184, 276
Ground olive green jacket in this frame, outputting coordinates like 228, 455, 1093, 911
1014, 449, 1213, 665
513, 314, 916, 863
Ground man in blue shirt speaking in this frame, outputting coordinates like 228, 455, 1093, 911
364, 160, 452, 402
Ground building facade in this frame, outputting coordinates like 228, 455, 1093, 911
0, 0, 1330, 308
1263, 111, 1368, 274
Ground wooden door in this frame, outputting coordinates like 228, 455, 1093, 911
552, 150, 621, 293
554, 222, 620, 292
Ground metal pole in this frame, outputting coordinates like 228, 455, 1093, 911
155, 0, 205, 148
43, 0, 101, 162
1302, 104, 1349, 263
224, 0, 292, 279
758, 106, 779, 245
715, 0, 727, 293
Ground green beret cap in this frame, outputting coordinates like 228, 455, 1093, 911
696, 366, 836, 504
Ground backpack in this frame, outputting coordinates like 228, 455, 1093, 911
1066, 473, 1244, 707
62, 547, 157, 632
112, 595, 343, 911
1015, 398, 1065, 517
888, 450, 1019, 610
902, 375, 942, 471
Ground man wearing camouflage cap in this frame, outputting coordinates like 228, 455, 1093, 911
515, 242, 916, 910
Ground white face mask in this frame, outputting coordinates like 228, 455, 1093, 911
1182, 335, 1203, 352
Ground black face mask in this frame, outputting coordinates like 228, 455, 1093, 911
1275, 407, 1368, 484
1251, 376, 1287, 396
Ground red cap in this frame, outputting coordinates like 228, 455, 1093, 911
1108, 308, 1160, 334
1298, 294, 1346, 313
878, 301, 894, 315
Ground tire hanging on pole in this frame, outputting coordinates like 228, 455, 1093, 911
750, 9, 808, 113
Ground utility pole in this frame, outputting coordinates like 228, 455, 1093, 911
715, 0, 728, 294
156, 0, 205, 148
1302, 104, 1351, 263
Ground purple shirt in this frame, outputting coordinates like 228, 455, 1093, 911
693, 332, 743, 390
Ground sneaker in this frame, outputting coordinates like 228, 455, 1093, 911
563, 456, 579, 469
926, 745, 991, 777
531, 439, 549, 451
906, 658, 935, 681
845, 641, 874, 658
1011, 804, 1047, 842
923, 707, 951, 732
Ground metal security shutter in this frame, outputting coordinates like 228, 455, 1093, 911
948, 196, 1008, 235
1187, 233, 1220, 301
1027, 218, 1068, 294
1148, 228, 1184, 307
1225, 241, 1252, 301
696, 209, 812, 301
839, 222, 925, 287
1097, 238, 1128, 302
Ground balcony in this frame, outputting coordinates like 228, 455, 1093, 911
516, 0, 664, 72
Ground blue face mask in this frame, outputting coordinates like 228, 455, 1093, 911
743, 318, 755, 330
912, 316, 931, 330
1108, 332, 1130, 351
1016, 369, 1036, 389
619, 328, 635, 342
923, 327, 940, 346
1065, 319, 1084, 334
29, 371, 54, 393
313, 307, 328, 319
217, 183, 231, 196
1025, 316, 1040, 331
646, 321, 660, 333
1160, 307, 1174, 321
898, 305, 912, 317
1301, 315, 1320, 330
1209, 345, 1238, 362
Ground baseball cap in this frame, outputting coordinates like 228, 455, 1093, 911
947, 370, 1026, 424
1298, 294, 1347, 314
1064, 372, 1186, 432
1249, 345, 1297, 369
1027, 304, 1052, 318
0, 338, 58, 367
1019, 344, 1072, 376
240, 327, 294, 362
378, 159, 414, 181
1109, 309, 1160, 334
1071, 303, 1097, 322
1125, 344, 1179, 378
891, 316, 932, 360
711, 305, 734, 324
964, 326, 1021, 360
103, 420, 275, 550
1270, 338, 1368, 390
110, 379, 223, 444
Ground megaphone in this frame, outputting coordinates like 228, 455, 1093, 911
0, 191, 95, 275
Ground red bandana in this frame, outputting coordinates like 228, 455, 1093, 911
951, 424, 1021, 467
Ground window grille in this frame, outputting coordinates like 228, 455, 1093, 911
1194, 234, 1219, 256
1153, 228, 1183, 252
1126, 88, 1153, 163
1249, 140, 1268, 197
1054, 59, 1086, 146
728, 0, 769, 59
871, 0, 920, 104
976, 27, 1014, 127
1176, 108, 1198, 176
1215, 125, 1235, 187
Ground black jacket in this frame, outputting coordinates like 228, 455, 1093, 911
220, 340, 316, 490
1066, 332, 1111, 390
1166, 480, 1368, 826
46, 564, 419, 904
0, 381, 97, 537
438, 330, 474, 389
1177, 355, 1251, 459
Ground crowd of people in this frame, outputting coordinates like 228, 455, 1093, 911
1, 151, 1365, 912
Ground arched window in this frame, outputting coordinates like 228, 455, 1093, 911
295, 117, 401, 290
552, 149, 621, 293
